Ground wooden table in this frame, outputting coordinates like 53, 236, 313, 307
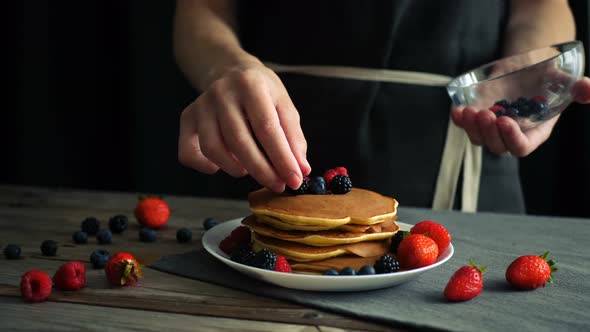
0, 185, 395, 331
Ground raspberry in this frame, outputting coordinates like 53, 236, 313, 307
20, 270, 52, 303
53, 261, 86, 291
374, 254, 400, 274
334, 166, 348, 176
286, 177, 310, 195
219, 236, 237, 255
489, 104, 505, 113
330, 175, 352, 194
323, 169, 339, 184
229, 226, 251, 246
253, 249, 277, 270
273, 255, 292, 273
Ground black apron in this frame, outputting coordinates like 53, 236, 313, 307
232, 0, 525, 213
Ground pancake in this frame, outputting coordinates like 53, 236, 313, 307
249, 188, 398, 226
291, 255, 384, 274
243, 215, 399, 246
252, 233, 390, 262
256, 214, 397, 232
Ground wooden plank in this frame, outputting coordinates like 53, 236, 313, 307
0, 296, 331, 332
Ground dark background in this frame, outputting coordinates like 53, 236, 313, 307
4, 1, 590, 217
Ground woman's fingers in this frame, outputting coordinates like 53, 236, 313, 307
275, 93, 311, 177
476, 110, 507, 155
460, 107, 484, 145
178, 103, 220, 174
573, 77, 590, 103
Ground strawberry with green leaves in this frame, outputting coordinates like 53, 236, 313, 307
410, 220, 452, 255
105, 252, 143, 286
506, 251, 557, 290
444, 260, 485, 302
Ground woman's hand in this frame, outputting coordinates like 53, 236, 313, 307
178, 62, 311, 192
451, 77, 590, 156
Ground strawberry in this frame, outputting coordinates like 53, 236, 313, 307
410, 220, 452, 255
53, 261, 86, 291
273, 255, 292, 273
134, 197, 170, 229
396, 234, 438, 270
506, 251, 557, 290
105, 252, 143, 286
444, 260, 485, 302
20, 270, 52, 303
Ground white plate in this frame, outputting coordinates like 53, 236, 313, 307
202, 218, 454, 292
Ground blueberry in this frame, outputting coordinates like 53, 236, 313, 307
108, 214, 128, 234
530, 100, 549, 119
90, 249, 110, 269
339, 267, 356, 276
139, 228, 157, 242
3, 244, 21, 259
96, 229, 113, 244
176, 228, 192, 243
505, 107, 519, 118
203, 217, 219, 231
40, 240, 58, 256
322, 268, 339, 276
308, 176, 326, 194
81, 217, 100, 235
359, 265, 376, 275
72, 231, 88, 244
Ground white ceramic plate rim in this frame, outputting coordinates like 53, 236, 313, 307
202, 218, 454, 291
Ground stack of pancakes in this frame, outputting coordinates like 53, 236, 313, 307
243, 188, 400, 273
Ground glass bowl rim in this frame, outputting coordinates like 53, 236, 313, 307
447, 40, 584, 89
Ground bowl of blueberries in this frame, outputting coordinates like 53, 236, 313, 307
447, 40, 585, 130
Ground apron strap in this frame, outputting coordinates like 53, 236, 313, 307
266, 62, 482, 212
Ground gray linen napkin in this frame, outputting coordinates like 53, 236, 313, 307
151, 208, 590, 331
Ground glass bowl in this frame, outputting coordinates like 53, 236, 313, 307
447, 40, 585, 130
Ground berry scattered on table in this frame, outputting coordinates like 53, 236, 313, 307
505, 251, 557, 290
397, 234, 439, 270
444, 260, 485, 302
108, 214, 129, 234
273, 255, 292, 273
410, 220, 452, 255
330, 175, 352, 194
81, 217, 100, 235
134, 197, 170, 229
253, 249, 277, 270
390, 231, 407, 255
53, 261, 86, 291
4, 244, 21, 259
308, 176, 327, 194
323, 268, 339, 276
139, 228, 157, 242
339, 267, 356, 276
286, 176, 310, 195
105, 252, 143, 286
230, 247, 256, 266
96, 229, 113, 244
90, 249, 110, 269
203, 217, 219, 230
72, 231, 88, 244
176, 228, 192, 243
20, 270, 52, 303
359, 265, 376, 275
40, 240, 58, 256
374, 254, 400, 274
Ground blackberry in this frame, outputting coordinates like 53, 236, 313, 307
374, 255, 400, 274
96, 229, 113, 244
323, 268, 339, 276
358, 265, 376, 275
3, 244, 21, 259
390, 231, 405, 254
139, 228, 157, 242
230, 247, 256, 266
494, 100, 510, 108
330, 175, 352, 194
253, 249, 277, 270
81, 217, 100, 235
530, 100, 549, 119
108, 214, 129, 234
286, 177, 310, 195
505, 107, 520, 118
339, 267, 356, 276
203, 217, 219, 231
90, 249, 110, 269
40, 240, 58, 256
72, 231, 88, 244
308, 176, 326, 194
176, 228, 192, 243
